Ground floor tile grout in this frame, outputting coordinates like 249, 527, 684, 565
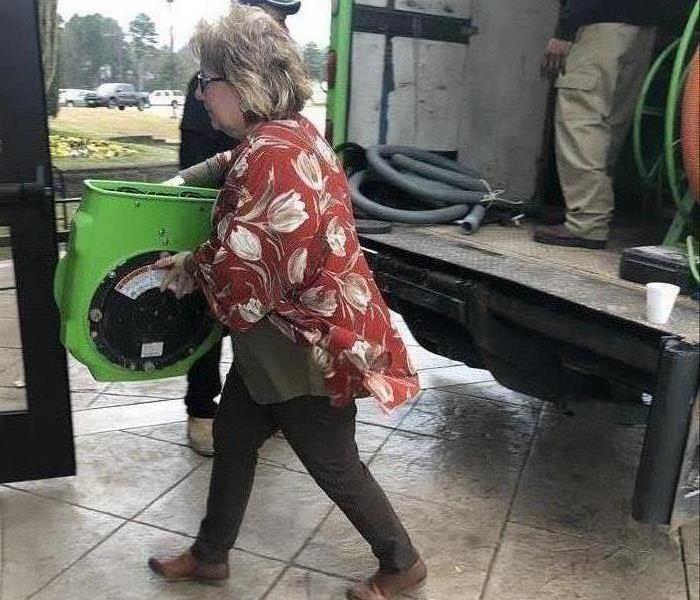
257, 452, 370, 598
120, 427, 318, 477
476, 404, 544, 600
120, 425, 378, 479
679, 527, 694, 600
125, 518, 293, 570
258, 411, 411, 599
2, 485, 135, 522
25, 521, 130, 599
120, 427, 192, 449
81, 395, 183, 411
355, 419, 407, 434
425, 384, 541, 407
73, 419, 190, 438
129, 460, 208, 523
287, 561, 358, 583
413, 363, 466, 372
20, 459, 208, 599
421, 376, 495, 392
88, 391, 185, 400
505, 519, 628, 550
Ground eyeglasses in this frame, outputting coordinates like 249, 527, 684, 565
197, 72, 226, 93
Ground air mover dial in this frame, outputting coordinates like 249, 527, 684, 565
88, 251, 214, 371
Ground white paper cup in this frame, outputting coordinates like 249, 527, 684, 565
646, 282, 680, 324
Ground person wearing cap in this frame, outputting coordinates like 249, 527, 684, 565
177, 0, 301, 457
150, 6, 426, 599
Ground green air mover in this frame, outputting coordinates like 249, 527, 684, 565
54, 180, 222, 382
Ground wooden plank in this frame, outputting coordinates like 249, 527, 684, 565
347, 32, 386, 146
360, 226, 700, 343
387, 37, 418, 146
416, 40, 467, 149
424, 224, 622, 280
458, 0, 559, 191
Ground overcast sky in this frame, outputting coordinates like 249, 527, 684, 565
57, 0, 331, 49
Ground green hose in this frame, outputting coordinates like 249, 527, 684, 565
665, 2, 699, 211
633, 39, 680, 183
687, 235, 700, 284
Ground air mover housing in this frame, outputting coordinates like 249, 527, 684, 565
54, 180, 222, 382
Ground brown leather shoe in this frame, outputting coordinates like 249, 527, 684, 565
148, 549, 229, 585
534, 224, 606, 249
347, 558, 427, 600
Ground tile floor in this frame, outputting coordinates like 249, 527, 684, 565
0, 275, 697, 599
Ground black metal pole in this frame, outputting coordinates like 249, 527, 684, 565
633, 338, 700, 524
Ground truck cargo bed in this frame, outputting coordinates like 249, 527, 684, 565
360, 223, 699, 343
359, 221, 699, 526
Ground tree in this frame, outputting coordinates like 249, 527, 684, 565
38, 0, 59, 115
147, 46, 198, 92
302, 42, 326, 81
128, 13, 158, 91
58, 14, 131, 88
38, 0, 59, 91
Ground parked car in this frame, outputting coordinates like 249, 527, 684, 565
58, 88, 91, 107
84, 83, 150, 110
148, 89, 185, 107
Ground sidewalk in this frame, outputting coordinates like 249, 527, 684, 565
0, 262, 697, 599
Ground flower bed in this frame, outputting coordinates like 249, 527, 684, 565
49, 134, 138, 160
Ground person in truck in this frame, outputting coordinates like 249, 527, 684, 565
150, 6, 427, 599
535, 0, 660, 248
175, 0, 302, 457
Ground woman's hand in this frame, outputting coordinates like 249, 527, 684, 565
161, 175, 186, 187
153, 251, 197, 299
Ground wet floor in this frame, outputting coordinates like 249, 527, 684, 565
0, 282, 697, 598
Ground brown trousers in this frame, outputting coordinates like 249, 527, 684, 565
191, 367, 418, 572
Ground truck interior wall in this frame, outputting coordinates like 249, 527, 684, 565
460, 0, 559, 195
346, 0, 559, 197
348, 30, 386, 148
347, 1, 473, 150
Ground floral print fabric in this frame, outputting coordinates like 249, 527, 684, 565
193, 116, 419, 411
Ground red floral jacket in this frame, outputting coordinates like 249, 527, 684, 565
193, 116, 419, 410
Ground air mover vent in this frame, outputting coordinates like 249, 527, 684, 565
112, 185, 210, 199
88, 251, 215, 372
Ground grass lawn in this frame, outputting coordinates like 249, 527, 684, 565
49, 107, 180, 170
50, 107, 181, 142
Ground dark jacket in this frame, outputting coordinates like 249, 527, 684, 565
179, 75, 239, 170
555, 0, 686, 40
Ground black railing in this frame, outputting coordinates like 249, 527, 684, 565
0, 196, 81, 248
0, 168, 79, 248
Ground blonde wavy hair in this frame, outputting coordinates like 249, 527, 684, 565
190, 4, 312, 120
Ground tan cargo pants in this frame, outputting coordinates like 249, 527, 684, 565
555, 23, 657, 241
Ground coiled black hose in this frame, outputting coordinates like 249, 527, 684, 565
349, 170, 474, 224
390, 154, 489, 192
348, 145, 493, 225
365, 145, 486, 206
